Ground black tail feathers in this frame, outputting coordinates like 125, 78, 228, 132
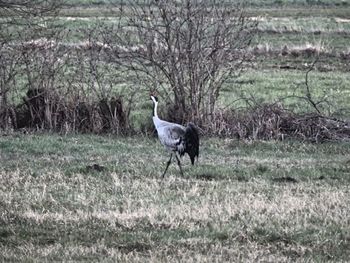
182, 122, 199, 165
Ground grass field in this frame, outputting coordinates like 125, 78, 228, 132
1, 1, 350, 261
1, 134, 350, 261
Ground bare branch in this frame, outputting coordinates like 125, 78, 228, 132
106, 0, 257, 124
304, 56, 321, 114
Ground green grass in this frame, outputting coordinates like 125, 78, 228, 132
254, 16, 350, 51
219, 69, 350, 116
61, 0, 350, 8
258, 17, 350, 32
49, 14, 350, 53
1, 134, 350, 261
58, 6, 350, 19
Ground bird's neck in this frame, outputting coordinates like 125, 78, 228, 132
153, 102, 159, 118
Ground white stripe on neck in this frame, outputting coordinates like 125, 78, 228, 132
153, 101, 159, 118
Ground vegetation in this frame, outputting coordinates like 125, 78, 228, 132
0, 1, 350, 261
1, 134, 350, 261
1, 1, 350, 135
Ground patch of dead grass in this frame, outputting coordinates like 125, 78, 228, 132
0, 135, 349, 261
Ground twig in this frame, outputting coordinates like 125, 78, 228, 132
304, 56, 321, 114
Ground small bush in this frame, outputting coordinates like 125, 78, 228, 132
5, 88, 129, 134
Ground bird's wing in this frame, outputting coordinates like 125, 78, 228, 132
183, 122, 199, 165
168, 124, 185, 139
158, 124, 185, 151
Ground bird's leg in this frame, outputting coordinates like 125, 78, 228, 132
162, 153, 172, 178
175, 153, 184, 176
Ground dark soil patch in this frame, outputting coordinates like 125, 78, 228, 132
86, 164, 106, 172
272, 176, 298, 183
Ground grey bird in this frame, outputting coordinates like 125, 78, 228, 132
150, 95, 199, 178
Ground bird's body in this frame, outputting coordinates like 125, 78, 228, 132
151, 96, 199, 177
152, 117, 185, 152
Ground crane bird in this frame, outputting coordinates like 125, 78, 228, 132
150, 95, 199, 178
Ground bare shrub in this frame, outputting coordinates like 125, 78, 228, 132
0, 37, 130, 134
0, 15, 132, 134
107, 0, 257, 125
13, 86, 128, 134
99, 97, 128, 134
0, 45, 22, 131
208, 104, 350, 142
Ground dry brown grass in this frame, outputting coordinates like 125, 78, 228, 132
207, 104, 350, 142
1, 134, 350, 261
